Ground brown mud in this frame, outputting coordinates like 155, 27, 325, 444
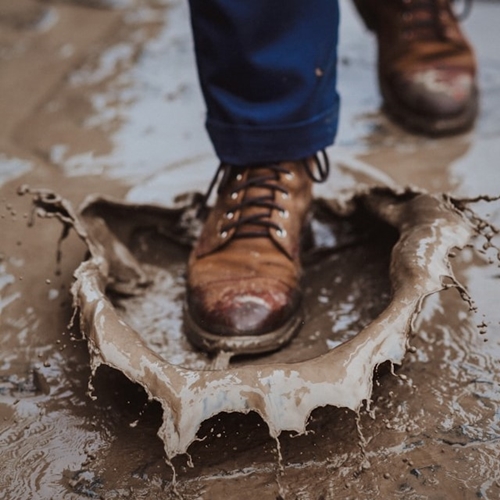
1, 0, 500, 499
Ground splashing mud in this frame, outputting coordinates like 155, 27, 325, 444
24, 184, 495, 463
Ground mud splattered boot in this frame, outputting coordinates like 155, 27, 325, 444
353, 0, 478, 135
185, 154, 329, 355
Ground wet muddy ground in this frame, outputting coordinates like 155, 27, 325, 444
1, 1, 500, 499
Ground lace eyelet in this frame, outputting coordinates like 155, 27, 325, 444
236, 174, 243, 181
276, 228, 287, 238
285, 172, 294, 181
220, 231, 228, 239
225, 211, 234, 220
279, 209, 289, 219
281, 192, 289, 200
230, 192, 238, 200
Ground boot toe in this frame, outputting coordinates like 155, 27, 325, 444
188, 280, 299, 338
223, 294, 280, 334
391, 68, 476, 117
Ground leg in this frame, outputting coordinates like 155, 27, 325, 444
186, 0, 340, 354
188, 0, 340, 165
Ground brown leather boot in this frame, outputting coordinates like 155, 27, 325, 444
353, 0, 478, 135
185, 155, 328, 355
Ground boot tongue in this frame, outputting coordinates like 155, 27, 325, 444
234, 166, 278, 238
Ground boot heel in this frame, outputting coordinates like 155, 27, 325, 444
352, 0, 377, 32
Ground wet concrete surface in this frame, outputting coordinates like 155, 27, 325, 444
1, 0, 500, 499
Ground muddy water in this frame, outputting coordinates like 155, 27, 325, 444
1, 0, 500, 499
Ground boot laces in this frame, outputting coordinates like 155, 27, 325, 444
203, 151, 329, 240
400, 0, 472, 41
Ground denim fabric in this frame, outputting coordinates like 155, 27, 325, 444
188, 0, 340, 165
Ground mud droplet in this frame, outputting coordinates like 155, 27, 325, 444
361, 459, 371, 470
17, 184, 30, 196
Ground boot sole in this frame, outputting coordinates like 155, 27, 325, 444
381, 79, 479, 136
183, 304, 304, 356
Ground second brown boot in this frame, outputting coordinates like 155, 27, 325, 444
353, 0, 478, 135
185, 155, 328, 355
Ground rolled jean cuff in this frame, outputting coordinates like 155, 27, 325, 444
205, 100, 340, 166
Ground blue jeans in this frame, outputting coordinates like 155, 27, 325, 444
188, 0, 340, 166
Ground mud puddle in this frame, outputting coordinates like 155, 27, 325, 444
16, 181, 498, 500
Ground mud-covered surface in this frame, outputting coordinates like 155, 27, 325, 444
1, 0, 500, 499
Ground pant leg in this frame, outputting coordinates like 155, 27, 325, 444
188, 0, 340, 166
